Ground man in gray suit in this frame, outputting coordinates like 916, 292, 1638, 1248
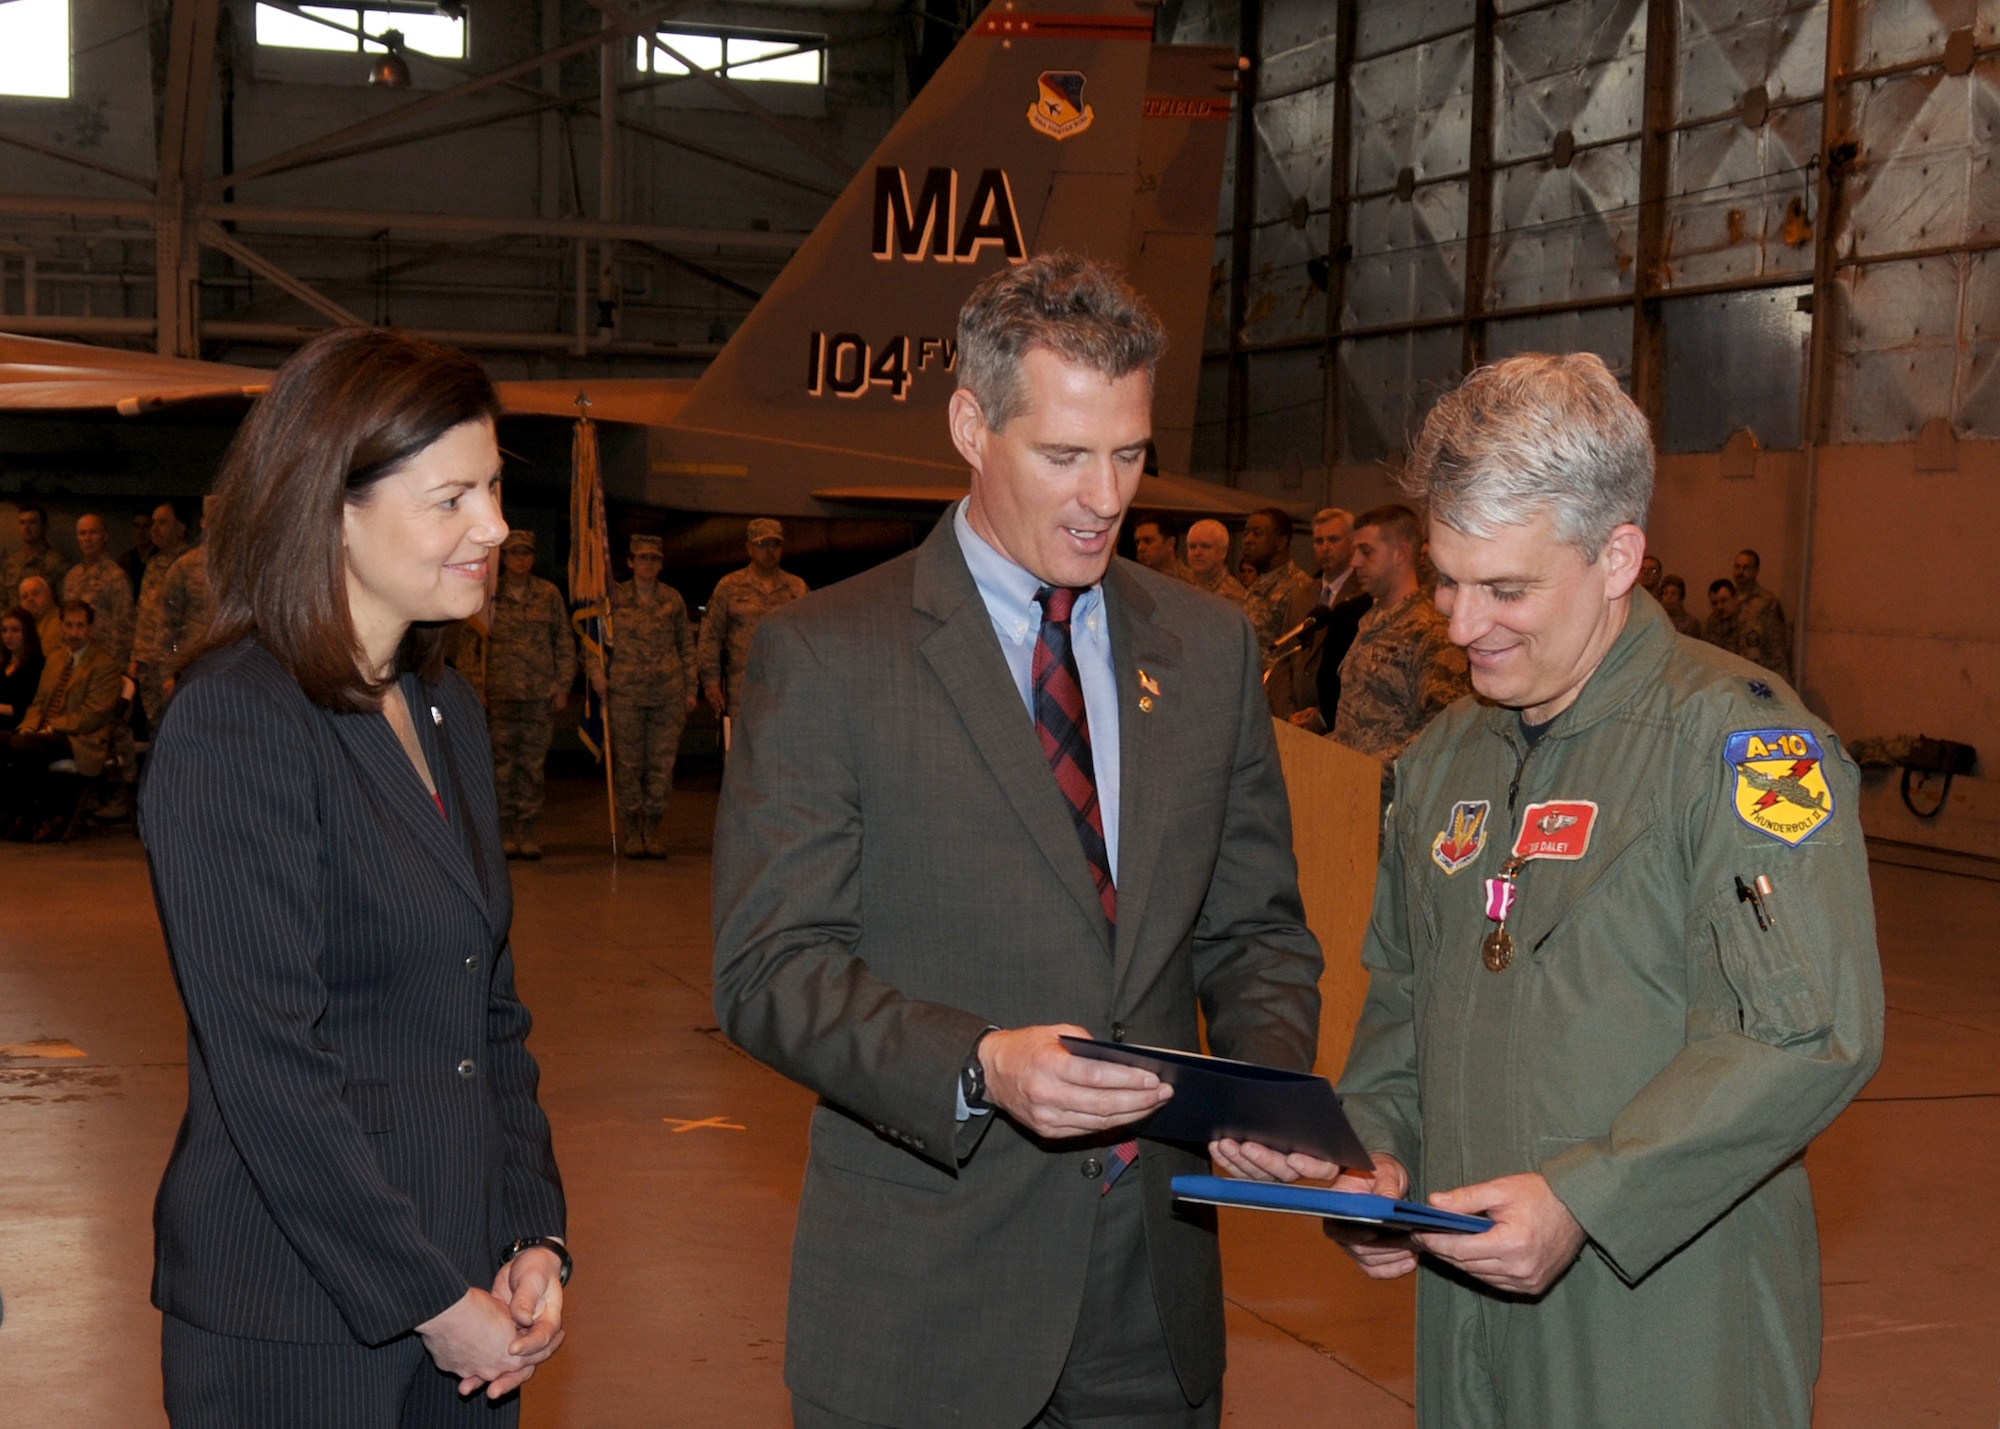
713, 255, 1323, 1428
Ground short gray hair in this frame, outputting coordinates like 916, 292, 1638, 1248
1402, 352, 1653, 561
956, 252, 1166, 430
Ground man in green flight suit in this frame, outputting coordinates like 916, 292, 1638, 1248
1217, 352, 1883, 1427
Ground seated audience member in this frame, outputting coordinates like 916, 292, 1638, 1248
1185, 517, 1247, 600
0, 606, 46, 733
19, 575, 62, 657
2, 601, 121, 840
1331, 503, 1471, 805
1658, 574, 1703, 637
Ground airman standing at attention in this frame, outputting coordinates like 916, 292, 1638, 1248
1183, 518, 1246, 601
487, 529, 575, 859
1238, 506, 1315, 661
698, 517, 807, 726
2, 503, 71, 597
588, 534, 698, 859
1731, 548, 1793, 683
130, 502, 189, 725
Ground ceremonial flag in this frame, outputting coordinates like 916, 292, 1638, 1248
568, 401, 613, 764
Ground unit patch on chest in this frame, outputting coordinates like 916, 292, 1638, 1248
1727, 728, 1834, 844
1430, 800, 1491, 875
1510, 800, 1599, 860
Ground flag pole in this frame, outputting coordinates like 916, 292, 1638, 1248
571, 392, 620, 856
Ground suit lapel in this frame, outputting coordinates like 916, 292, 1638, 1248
327, 682, 490, 921
1104, 566, 1181, 986
913, 520, 1113, 948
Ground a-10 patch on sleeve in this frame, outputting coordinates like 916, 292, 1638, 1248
1727, 728, 1836, 844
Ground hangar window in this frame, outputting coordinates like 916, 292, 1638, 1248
254, 3, 466, 61
0, 0, 70, 100
635, 27, 824, 86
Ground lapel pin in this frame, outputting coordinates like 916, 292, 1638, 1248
431, 705, 444, 726
1138, 669, 1161, 698
1139, 696, 1154, 713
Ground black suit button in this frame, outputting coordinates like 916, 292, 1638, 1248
463, 955, 478, 971
1081, 1157, 1104, 1180
1111, 1023, 1128, 1043
456, 1059, 476, 1079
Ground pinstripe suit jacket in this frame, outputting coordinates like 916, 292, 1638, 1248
138, 638, 565, 1346
712, 516, 1323, 1427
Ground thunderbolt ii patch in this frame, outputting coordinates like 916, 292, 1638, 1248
1431, 800, 1490, 875
1727, 728, 1835, 844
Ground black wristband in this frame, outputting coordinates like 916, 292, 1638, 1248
960, 1026, 999, 1110
501, 1235, 573, 1286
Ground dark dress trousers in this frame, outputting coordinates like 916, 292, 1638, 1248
138, 639, 565, 1361
713, 516, 1323, 1428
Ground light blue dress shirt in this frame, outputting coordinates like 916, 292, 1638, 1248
952, 499, 1122, 881
950, 500, 1125, 1123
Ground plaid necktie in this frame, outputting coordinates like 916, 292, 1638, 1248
34, 653, 76, 731
1032, 586, 1114, 924
1032, 587, 1136, 1193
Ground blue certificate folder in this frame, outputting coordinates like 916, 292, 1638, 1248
1058, 1036, 1373, 1169
1171, 1175, 1493, 1234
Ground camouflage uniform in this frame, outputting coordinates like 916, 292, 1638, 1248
1332, 588, 1471, 805
63, 558, 136, 666
1241, 560, 1316, 661
1733, 580, 1793, 683
446, 616, 490, 706
698, 566, 807, 717
130, 543, 189, 721
588, 579, 697, 851
1189, 566, 1247, 602
134, 547, 212, 687
3, 544, 70, 599
1152, 556, 1197, 585
486, 574, 575, 837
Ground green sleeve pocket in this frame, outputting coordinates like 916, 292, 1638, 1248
1710, 892, 1833, 1048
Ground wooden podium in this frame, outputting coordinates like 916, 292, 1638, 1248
1269, 720, 1382, 1079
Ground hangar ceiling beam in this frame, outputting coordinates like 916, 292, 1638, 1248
197, 222, 367, 327
206, 204, 804, 250
156, 0, 223, 357
1629, 0, 1679, 427
0, 131, 154, 192
207, 0, 709, 200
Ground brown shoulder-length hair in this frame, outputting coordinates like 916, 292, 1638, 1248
200, 327, 502, 712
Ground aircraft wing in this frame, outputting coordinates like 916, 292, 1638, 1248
0, 333, 268, 414
493, 378, 696, 427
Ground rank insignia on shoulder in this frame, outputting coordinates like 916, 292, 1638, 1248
1511, 800, 1599, 861
1748, 679, 1774, 701
1431, 800, 1490, 874
1727, 728, 1834, 844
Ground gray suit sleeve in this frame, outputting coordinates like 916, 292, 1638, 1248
712, 615, 989, 1167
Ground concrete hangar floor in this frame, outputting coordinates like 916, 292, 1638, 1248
1, 769, 1995, 1428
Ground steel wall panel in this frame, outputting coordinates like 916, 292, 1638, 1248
1192, 354, 1232, 472
1254, 84, 1336, 224
1338, 327, 1464, 460
1245, 347, 1327, 466
1665, 104, 1821, 286
1354, 0, 1477, 61
1260, 0, 1341, 97
1245, 214, 1331, 344
1854, 0, 1998, 71
1492, 0, 1647, 163
1839, 59, 2000, 259
1676, 0, 1826, 123
1659, 285, 1811, 450
1488, 140, 1640, 308
1167, 0, 1242, 48
1206, 231, 1233, 349
1351, 30, 1476, 193
1829, 254, 1967, 440
1345, 184, 1470, 326
1485, 306, 1636, 385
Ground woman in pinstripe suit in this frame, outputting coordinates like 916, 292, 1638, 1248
139, 329, 569, 1427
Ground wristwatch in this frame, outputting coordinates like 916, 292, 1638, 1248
959, 1028, 998, 1110
501, 1235, 573, 1286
